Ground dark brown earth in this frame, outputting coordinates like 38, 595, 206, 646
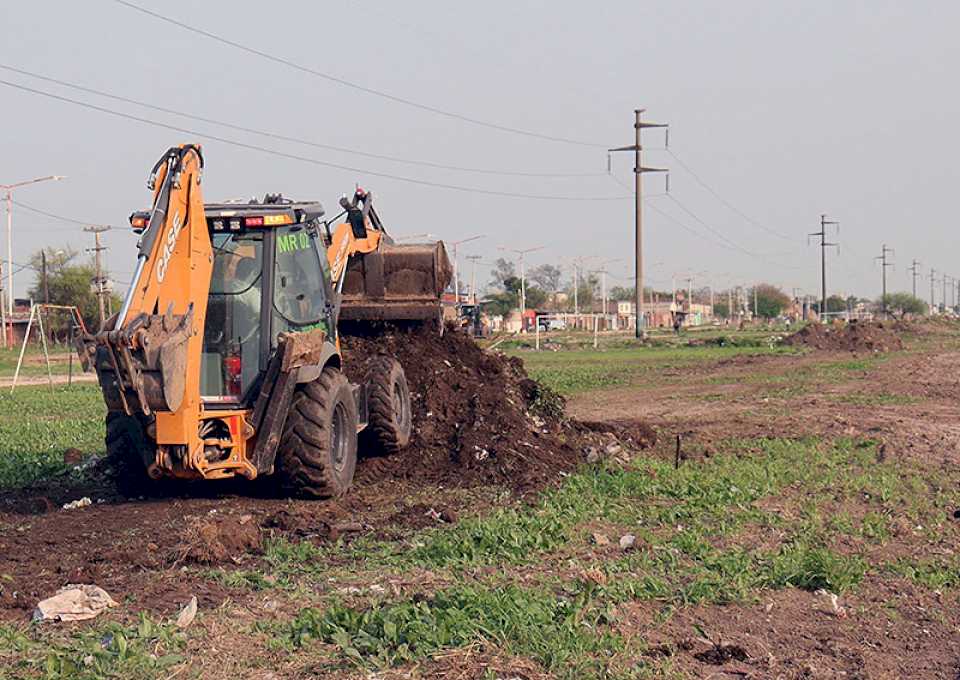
0, 324, 640, 622
784, 320, 904, 352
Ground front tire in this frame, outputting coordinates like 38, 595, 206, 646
277, 366, 359, 498
104, 411, 154, 497
361, 356, 412, 455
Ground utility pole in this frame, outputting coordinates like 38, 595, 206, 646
753, 284, 758, 319
0, 261, 5, 348
809, 215, 839, 318
41, 250, 49, 304
943, 275, 950, 314
929, 268, 937, 314
609, 109, 668, 338
465, 255, 482, 304
908, 259, 921, 298
498, 244, 543, 330
449, 235, 484, 305
84, 226, 111, 327
875, 244, 894, 318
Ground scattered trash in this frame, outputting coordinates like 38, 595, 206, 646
815, 589, 847, 618
590, 532, 610, 547
62, 497, 92, 511
585, 446, 601, 464
34, 585, 118, 622
619, 534, 637, 551
175, 596, 197, 628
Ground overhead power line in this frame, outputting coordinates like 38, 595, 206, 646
0, 64, 605, 179
0, 78, 630, 202
12, 199, 115, 229
111, 0, 605, 148
666, 149, 795, 242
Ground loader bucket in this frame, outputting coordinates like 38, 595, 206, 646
339, 241, 453, 322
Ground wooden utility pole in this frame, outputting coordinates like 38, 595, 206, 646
875, 245, 894, 318
609, 110, 667, 337
84, 225, 111, 327
41, 250, 49, 304
810, 215, 839, 317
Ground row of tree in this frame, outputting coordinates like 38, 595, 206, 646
481, 260, 930, 319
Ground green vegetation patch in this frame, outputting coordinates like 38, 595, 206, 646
0, 384, 105, 489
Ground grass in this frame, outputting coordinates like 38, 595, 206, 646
0, 384, 105, 489
510, 344, 800, 395
244, 435, 956, 675
0, 344, 79, 378
0, 615, 185, 680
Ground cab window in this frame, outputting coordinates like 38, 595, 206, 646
272, 225, 328, 337
201, 232, 264, 400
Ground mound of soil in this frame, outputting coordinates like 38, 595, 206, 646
172, 514, 262, 565
342, 324, 646, 493
784, 321, 904, 353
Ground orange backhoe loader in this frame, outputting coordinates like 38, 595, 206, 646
77, 144, 451, 497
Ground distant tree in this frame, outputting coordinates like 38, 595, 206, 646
825, 295, 848, 314
488, 258, 516, 291
750, 283, 791, 318
484, 291, 517, 317
880, 292, 927, 318
502, 276, 522, 294
610, 286, 635, 301
27, 247, 119, 332
527, 264, 563, 293
524, 286, 548, 310
713, 301, 730, 319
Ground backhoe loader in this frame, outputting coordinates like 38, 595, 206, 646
77, 144, 451, 497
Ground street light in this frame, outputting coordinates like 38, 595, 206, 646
1, 175, 67, 345
499, 244, 544, 328
448, 235, 484, 303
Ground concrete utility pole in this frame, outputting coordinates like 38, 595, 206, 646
875, 244, 894, 318
727, 288, 733, 324
0, 261, 5, 348
449, 235, 484, 304
753, 284, 759, 319
465, 255, 482, 304
809, 215, 839, 317
609, 109, 668, 338
930, 268, 937, 313
498, 244, 543, 328
1, 176, 67, 325
943, 275, 950, 314
84, 225, 111, 327
908, 259, 921, 298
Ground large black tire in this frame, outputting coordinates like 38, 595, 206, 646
104, 411, 154, 497
360, 356, 412, 455
277, 366, 359, 498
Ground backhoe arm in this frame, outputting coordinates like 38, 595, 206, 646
79, 144, 212, 457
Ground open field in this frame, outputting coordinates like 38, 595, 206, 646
1, 322, 959, 678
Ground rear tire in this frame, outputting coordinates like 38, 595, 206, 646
277, 366, 359, 498
104, 411, 154, 497
360, 356, 412, 455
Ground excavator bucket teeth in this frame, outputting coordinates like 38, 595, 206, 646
84, 310, 193, 415
339, 242, 452, 322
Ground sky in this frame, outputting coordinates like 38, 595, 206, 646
1, 0, 958, 303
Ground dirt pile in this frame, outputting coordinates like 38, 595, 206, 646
341, 324, 651, 493
784, 321, 904, 352
172, 514, 262, 565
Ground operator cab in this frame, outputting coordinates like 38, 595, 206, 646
131, 196, 332, 406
